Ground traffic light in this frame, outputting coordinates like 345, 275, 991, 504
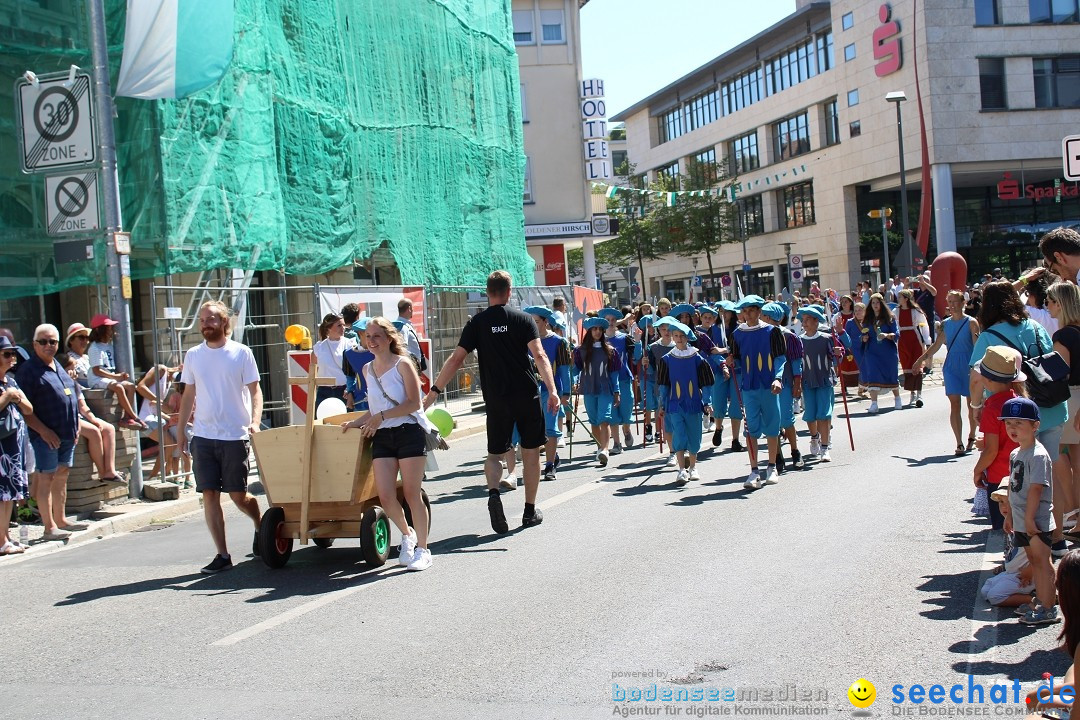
867, 208, 894, 219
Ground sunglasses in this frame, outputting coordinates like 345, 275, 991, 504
1, 350, 16, 359
34, 338, 59, 346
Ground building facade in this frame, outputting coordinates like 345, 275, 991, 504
516, 0, 613, 287
612, 0, 1080, 301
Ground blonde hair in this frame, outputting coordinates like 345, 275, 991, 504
657, 297, 672, 310
199, 300, 232, 337
364, 316, 406, 356
1048, 281, 1080, 327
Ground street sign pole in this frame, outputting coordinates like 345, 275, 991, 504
881, 208, 891, 287
88, 0, 142, 498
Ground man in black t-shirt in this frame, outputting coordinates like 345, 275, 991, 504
425, 271, 560, 533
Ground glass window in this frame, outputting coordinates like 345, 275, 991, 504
842, 12, 854, 30
657, 105, 685, 144
849, 120, 862, 138
1034, 56, 1080, 108
844, 43, 856, 62
656, 161, 681, 187
824, 100, 840, 146
1031, 0, 1080, 22
524, 156, 533, 203
520, 83, 528, 122
721, 67, 762, 116
979, 58, 1007, 109
975, 0, 1001, 24
765, 32, 832, 97
512, 10, 534, 45
736, 195, 765, 237
686, 88, 720, 132
690, 148, 717, 186
847, 88, 860, 106
780, 182, 816, 228
773, 112, 810, 161
540, 9, 565, 44
728, 131, 759, 174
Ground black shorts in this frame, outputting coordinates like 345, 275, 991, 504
1015, 530, 1054, 548
371, 423, 427, 460
486, 393, 545, 454
191, 437, 251, 494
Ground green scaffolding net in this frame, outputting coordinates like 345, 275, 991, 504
0, 0, 530, 301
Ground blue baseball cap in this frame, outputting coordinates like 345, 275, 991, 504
582, 317, 608, 331
999, 397, 1040, 422
761, 302, 786, 322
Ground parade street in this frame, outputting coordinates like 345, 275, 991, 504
1, 384, 1065, 720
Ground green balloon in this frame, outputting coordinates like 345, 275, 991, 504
427, 408, 454, 437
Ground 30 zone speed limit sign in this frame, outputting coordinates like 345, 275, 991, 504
16, 71, 97, 173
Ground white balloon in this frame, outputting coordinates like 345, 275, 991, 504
316, 397, 348, 420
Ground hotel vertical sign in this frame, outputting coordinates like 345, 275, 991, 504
581, 78, 611, 181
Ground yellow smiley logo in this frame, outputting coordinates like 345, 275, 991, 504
848, 678, 876, 709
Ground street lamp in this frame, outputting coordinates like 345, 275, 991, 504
885, 90, 911, 278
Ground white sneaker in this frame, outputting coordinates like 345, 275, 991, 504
499, 474, 518, 491
894, 396, 903, 410
407, 547, 432, 571
764, 466, 779, 485
821, 446, 832, 462
809, 436, 821, 456
908, 393, 917, 407
675, 469, 689, 486
688, 468, 700, 482
398, 528, 417, 566
868, 400, 879, 414
666, 453, 677, 467
744, 469, 762, 489
556, 436, 566, 448
597, 450, 609, 467
703, 415, 713, 430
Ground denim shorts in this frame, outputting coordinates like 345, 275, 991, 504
371, 423, 427, 460
29, 435, 76, 474
191, 437, 251, 493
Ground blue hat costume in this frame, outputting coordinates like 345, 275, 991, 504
670, 303, 696, 319
796, 306, 828, 324
597, 307, 623, 322
716, 300, 737, 313
351, 317, 371, 332
523, 305, 557, 325
638, 314, 658, 332
734, 295, 766, 310
761, 302, 786, 322
698, 305, 718, 317
582, 317, 608, 331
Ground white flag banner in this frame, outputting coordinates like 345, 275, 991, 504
117, 0, 235, 99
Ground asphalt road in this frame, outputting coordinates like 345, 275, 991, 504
2, 384, 1069, 719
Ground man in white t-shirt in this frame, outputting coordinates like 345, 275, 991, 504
178, 300, 263, 575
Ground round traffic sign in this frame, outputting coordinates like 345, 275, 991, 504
55, 177, 89, 217
721, 274, 732, 287
789, 254, 803, 268
33, 87, 79, 143
791, 269, 804, 282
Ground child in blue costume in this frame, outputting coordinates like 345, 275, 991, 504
343, 318, 374, 411
524, 306, 573, 481
713, 301, 745, 451
761, 302, 804, 471
637, 314, 660, 443
644, 319, 678, 464
657, 320, 715, 486
600, 307, 637, 454
729, 295, 787, 490
797, 306, 842, 462
573, 317, 622, 467
696, 305, 730, 443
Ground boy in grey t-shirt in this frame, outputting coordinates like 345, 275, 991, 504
1001, 397, 1060, 626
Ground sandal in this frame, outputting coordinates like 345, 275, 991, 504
1063, 509, 1080, 534
0, 541, 25, 555
955, 444, 966, 456
966, 436, 976, 453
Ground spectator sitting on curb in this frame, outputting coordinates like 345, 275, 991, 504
87, 314, 146, 430
56, 352, 125, 486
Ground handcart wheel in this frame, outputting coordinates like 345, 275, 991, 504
360, 506, 391, 567
259, 506, 293, 569
313, 538, 334, 549
400, 488, 432, 534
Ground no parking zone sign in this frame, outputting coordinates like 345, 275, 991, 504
45, 171, 100, 236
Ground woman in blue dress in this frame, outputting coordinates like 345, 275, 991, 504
915, 290, 980, 455
860, 293, 901, 414
0, 336, 32, 555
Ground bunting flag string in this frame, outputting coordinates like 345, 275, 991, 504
591, 162, 809, 207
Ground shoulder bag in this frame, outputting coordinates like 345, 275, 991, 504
0, 403, 19, 440
984, 326, 1070, 408
368, 360, 448, 451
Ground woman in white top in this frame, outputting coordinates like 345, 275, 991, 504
312, 313, 356, 409
340, 317, 432, 572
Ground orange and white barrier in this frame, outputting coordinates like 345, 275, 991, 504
288, 350, 313, 425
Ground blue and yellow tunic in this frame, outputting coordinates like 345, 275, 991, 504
730, 323, 787, 391
656, 347, 716, 414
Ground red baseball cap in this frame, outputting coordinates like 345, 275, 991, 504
90, 314, 119, 329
